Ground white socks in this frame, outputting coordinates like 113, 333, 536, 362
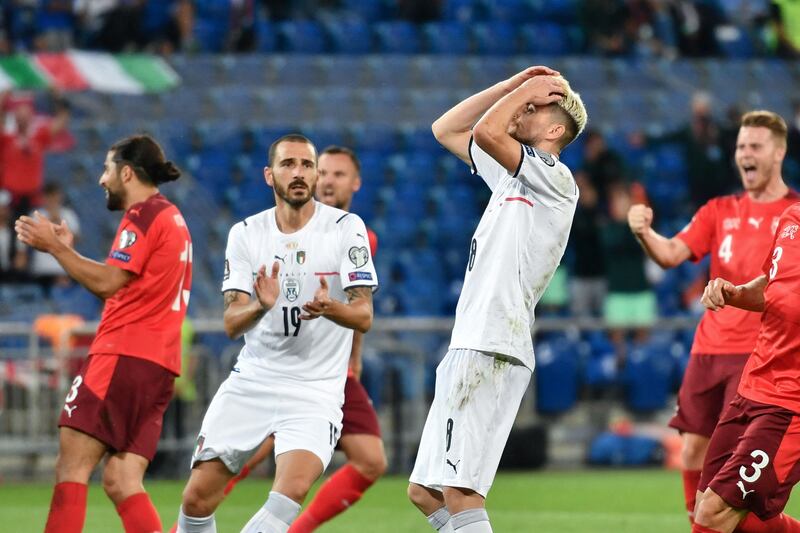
427, 507, 454, 532
177, 507, 217, 533
240, 491, 301, 533
452, 508, 492, 532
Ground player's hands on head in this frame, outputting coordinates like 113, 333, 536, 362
254, 261, 280, 311
14, 211, 63, 252
701, 278, 739, 311
627, 204, 653, 236
300, 275, 331, 320
504, 66, 561, 92
518, 75, 565, 106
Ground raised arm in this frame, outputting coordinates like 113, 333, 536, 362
16, 212, 131, 299
472, 75, 565, 173
432, 66, 560, 165
702, 275, 768, 313
300, 280, 374, 334
627, 204, 692, 269
223, 262, 279, 339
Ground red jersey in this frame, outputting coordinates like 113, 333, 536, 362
676, 191, 799, 355
0, 126, 52, 197
739, 203, 800, 413
90, 194, 192, 375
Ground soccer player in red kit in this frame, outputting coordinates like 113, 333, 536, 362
693, 202, 800, 533
627, 110, 798, 523
15, 134, 191, 533
220, 146, 385, 533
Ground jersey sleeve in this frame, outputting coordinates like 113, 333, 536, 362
221, 222, 253, 294
338, 214, 379, 292
468, 136, 510, 191
675, 201, 716, 262
515, 144, 577, 201
106, 216, 151, 275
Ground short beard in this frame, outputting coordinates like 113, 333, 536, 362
106, 189, 125, 211
275, 181, 315, 208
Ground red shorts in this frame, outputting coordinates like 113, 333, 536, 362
669, 353, 749, 437
699, 394, 800, 520
340, 376, 381, 439
58, 354, 174, 461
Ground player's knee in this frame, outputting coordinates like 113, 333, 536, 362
101, 468, 125, 503
181, 482, 219, 517
53, 451, 92, 484
694, 492, 728, 526
407, 483, 431, 509
353, 451, 387, 481
681, 437, 709, 470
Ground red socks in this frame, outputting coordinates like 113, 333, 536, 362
116, 492, 162, 533
224, 464, 252, 496
288, 464, 375, 533
45, 482, 88, 533
736, 512, 800, 533
683, 470, 702, 523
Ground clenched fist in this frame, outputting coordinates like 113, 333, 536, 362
628, 204, 653, 236
701, 278, 740, 311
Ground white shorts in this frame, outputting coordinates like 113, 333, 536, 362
409, 349, 531, 497
191, 371, 343, 474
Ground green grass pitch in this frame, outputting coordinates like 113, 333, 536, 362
3, 469, 799, 532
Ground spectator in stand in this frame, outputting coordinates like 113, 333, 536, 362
787, 99, 800, 163
581, 130, 627, 209
600, 181, 656, 352
568, 173, 606, 318
0, 189, 28, 282
668, 0, 721, 57
74, 0, 144, 52
0, 91, 70, 220
27, 182, 80, 294
770, 0, 800, 57
581, 0, 634, 56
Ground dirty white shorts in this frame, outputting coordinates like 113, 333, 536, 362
409, 348, 531, 497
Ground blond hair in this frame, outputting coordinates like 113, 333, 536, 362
553, 76, 588, 148
741, 110, 788, 146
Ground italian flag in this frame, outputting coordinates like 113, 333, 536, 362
0, 51, 180, 94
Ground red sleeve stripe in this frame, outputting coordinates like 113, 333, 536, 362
504, 197, 534, 207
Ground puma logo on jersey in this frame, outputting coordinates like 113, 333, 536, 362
446, 459, 461, 474
274, 254, 287, 264
63, 404, 77, 418
748, 217, 763, 229
737, 480, 755, 499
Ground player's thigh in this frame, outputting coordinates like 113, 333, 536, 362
670, 354, 741, 437
192, 374, 278, 474
273, 416, 341, 474
55, 426, 108, 483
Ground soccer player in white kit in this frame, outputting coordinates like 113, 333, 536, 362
407, 66, 588, 532
175, 134, 378, 533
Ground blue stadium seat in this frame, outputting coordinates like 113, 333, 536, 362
325, 19, 373, 54
715, 27, 756, 58
622, 342, 676, 412
374, 22, 421, 54
422, 22, 471, 55
366, 56, 416, 87
278, 21, 328, 54
255, 20, 278, 52
472, 21, 517, 55
193, 19, 228, 53
519, 23, 572, 55
442, 0, 483, 21
341, 0, 392, 22
481, 0, 535, 21
358, 88, 406, 126
535, 338, 580, 414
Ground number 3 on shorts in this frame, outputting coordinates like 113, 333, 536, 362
739, 449, 770, 483
64, 375, 83, 404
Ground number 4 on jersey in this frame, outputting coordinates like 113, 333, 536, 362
718, 234, 733, 264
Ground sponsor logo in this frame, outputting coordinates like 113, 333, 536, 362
723, 217, 740, 231
348, 246, 370, 268
223, 259, 230, 281
282, 277, 301, 302
446, 458, 461, 474
349, 271, 373, 282
533, 147, 555, 167
63, 404, 77, 418
781, 224, 799, 240
737, 480, 755, 499
118, 229, 137, 249
274, 254, 287, 264
524, 145, 535, 157
110, 250, 131, 262
296, 250, 306, 264
748, 217, 763, 229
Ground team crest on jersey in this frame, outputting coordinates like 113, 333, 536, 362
780, 224, 799, 240
722, 217, 740, 231
118, 229, 137, 249
534, 147, 555, 167
193, 434, 205, 458
296, 251, 306, 264
348, 246, 370, 268
282, 277, 301, 302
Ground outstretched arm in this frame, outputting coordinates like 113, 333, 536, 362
432, 66, 560, 165
628, 204, 692, 269
702, 275, 768, 313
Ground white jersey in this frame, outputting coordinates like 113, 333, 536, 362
221, 201, 378, 406
448, 138, 579, 369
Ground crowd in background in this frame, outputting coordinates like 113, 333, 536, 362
0, 1, 799, 57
